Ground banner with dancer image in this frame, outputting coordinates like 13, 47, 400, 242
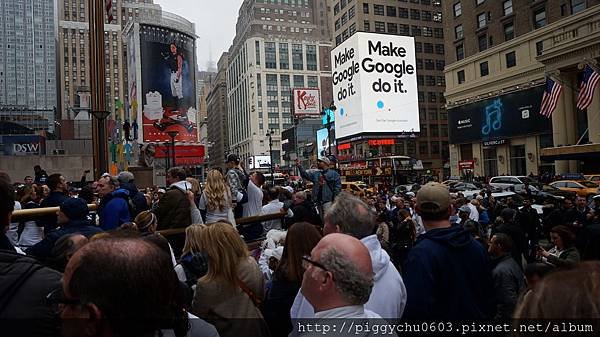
139, 24, 198, 142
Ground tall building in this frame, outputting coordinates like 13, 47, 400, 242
330, 0, 449, 177
207, 53, 230, 169
226, 0, 333, 166
443, 1, 600, 177
0, 0, 56, 133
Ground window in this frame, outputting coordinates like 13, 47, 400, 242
424, 43, 434, 54
255, 41, 260, 65
477, 12, 487, 28
534, 8, 546, 29
348, 6, 355, 19
279, 43, 289, 69
364, 20, 370, 32
434, 28, 444, 38
506, 51, 516, 68
387, 22, 398, 34
455, 24, 464, 39
435, 44, 444, 54
374, 4, 384, 15
307, 76, 318, 88
292, 44, 303, 70
422, 11, 432, 21
410, 9, 420, 20
399, 24, 409, 36
478, 34, 488, 51
399, 8, 408, 18
453, 2, 462, 17
375, 21, 385, 33
536, 41, 544, 56
480, 61, 489, 76
571, 0, 586, 14
306, 45, 317, 71
386, 6, 396, 17
456, 44, 464, 60
457, 70, 465, 84
423, 27, 433, 37
503, 0, 513, 16
411, 25, 421, 36
415, 42, 423, 53
504, 22, 514, 41
265, 42, 276, 69
363, 3, 369, 14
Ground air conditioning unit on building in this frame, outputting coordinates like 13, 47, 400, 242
53, 149, 66, 155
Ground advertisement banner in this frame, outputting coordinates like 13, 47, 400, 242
331, 32, 420, 140
140, 24, 197, 143
293, 88, 321, 116
448, 86, 551, 144
248, 155, 272, 170
0, 135, 46, 155
154, 145, 205, 166
316, 128, 329, 160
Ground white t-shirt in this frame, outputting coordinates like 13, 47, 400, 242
243, 181, 263, 217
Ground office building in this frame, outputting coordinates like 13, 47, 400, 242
207, 53, 230, 170
443, 0, 600, 177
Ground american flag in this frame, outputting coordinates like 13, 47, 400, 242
539, 77, 562, 118
576, 65, 600, 111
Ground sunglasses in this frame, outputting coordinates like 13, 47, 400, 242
46, 288, 84, 314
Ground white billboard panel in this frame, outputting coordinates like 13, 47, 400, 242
248, 155, 272, 170
331, 32, 420, 139
293, 88, 321, 116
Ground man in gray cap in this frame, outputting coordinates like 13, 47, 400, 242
402, 182, 494, 320
295, 156, 341, 218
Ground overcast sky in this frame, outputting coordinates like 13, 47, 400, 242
154, 0, 243, 71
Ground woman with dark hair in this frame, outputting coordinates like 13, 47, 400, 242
537, 225, 581, 268
262, 222, 322, 337
16, 185, 43, 247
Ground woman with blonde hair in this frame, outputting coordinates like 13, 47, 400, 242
198, 169, 241, 225
175, 224, 208, 287
186, 177, 202, 206
191, 222, 267, 337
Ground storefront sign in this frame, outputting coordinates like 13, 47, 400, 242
458, 160, 475, 170
337, 143, 351, 150
342, 166, 393, 176
154, 145, 205, 165
368, 139, 395, 146
0, 135, 46, 155
483, 139, 506, 147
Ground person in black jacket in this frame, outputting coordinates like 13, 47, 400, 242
517, 198, 540, 261
493, 208, 527, 269
287, 190, 322, 228
38, 173, 69, 232
489, 233, 525, 320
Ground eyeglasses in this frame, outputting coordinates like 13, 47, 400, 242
46, 288, 83, 314
301, 255, 330, 273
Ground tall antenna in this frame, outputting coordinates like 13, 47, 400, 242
206, 41, 217, 72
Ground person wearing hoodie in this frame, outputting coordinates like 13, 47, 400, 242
290, 192, 407, 319
156, 167, 192, 230
117, 171, 149, 216
95, 175, 131, 231
26, 198, 102, 260
402, 182, 495, 321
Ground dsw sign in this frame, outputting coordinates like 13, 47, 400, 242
13, 143, 41, 154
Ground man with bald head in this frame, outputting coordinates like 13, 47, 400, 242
300, 233, 378, 318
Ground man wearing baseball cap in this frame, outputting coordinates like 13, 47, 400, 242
402, 182, 494, 321
295, 156, 341, 218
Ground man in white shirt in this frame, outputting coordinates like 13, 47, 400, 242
467, 198, 480, 222
243, 172, 265, 217
261, 187, 293, 233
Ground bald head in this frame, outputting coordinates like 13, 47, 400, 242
316, 233, 372, 276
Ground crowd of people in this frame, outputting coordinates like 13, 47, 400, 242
1, 157, 600, 337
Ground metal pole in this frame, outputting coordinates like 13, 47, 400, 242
171, 136, 176, 168
327, 113, 332, 156
89, 0, 107, 180
269, 131, 274, 185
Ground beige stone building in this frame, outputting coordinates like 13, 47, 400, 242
444, 2, 600, 178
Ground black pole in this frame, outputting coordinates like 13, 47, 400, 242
268, 131, 274, 186
165, 143, 170, 170
171, 136, 176, 168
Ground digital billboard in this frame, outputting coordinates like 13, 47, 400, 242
248, 155, 272, 170
447, 86, 552, 144
293, 88, 321, 116
331, 32, 420, 140
316, 128, 329, 160
139, 24, 197, 143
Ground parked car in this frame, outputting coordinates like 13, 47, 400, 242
449, 182, 479, 193
342, 182, 366, 196
584, 174, 600, 183
549, 180, 599, 198
488, 176, 536, 193
541, 184, 577, 199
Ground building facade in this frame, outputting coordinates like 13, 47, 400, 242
207, 53, 230, 170
329, 0, 449, 177
226, 0, 333, 165
0, 0, 56, 133
444, 0, 600, 177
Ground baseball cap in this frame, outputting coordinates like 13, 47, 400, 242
157, 188, 166, 194
317, 157, 331, 165
458, 205, 471, 214
416, 182, 450, 215
225, 153, 240, 164
60, 198, 89, 220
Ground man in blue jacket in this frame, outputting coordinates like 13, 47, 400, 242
117, 171, 149, 216
96, 175, 131, 230
39, 173, 69, 232
402, 182, 495, 320
295, 157, 341, 218
27, 198, 102, 260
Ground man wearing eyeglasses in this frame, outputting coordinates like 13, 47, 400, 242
299, 233, 378, 319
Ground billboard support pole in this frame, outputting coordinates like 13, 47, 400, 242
89, 0, 108, 180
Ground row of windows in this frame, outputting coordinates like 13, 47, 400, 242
363, 4, 442, 23
456, 50, 515, 84
258, 41, 317, 71
364, 21, 444, 38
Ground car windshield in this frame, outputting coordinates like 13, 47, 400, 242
579, 181, 599, 188
518, 176, 533, 184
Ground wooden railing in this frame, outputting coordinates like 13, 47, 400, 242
11, 204, 98, 219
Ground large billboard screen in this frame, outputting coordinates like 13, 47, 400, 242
447, 86, 552, 144
140, 25, 197, 143
293, 88, 321, 116
316, 128, 329, 160
331, 32, 419, 140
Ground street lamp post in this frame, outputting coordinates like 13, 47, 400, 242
267, 130, 274, 186
90, 110, 111, 177
166, 130, 179, 168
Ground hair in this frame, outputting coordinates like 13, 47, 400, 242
492, 233, 513, 253
48, 234, 88, 273
67, 238, 188, 336
253, 172, 265, 187
134, 210, 158, 234
204, 170, 230, 212
267, 187, 280, 201
550, 225, 576, 248
167, 167, 187, 181
24, 175, 33, 180
275, 222, 322, 283
79, 185, 95, 204
186, 177, 201, 195
398, 208, 411, 219
182, 224, 207, 256
117, 171, 135, 184
0, 177, 15, 229
295, 190, 307, 201
325, 192, 376, 239
16, 185, 35, 204
199, 222, 248, 289
105, 176, 119, 189
514, 262, 600, 319
320, 247, 373, 305
47, 173, 63, 191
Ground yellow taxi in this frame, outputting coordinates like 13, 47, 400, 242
584, 174, 600, 183
342, 181, 367, 196
549, 180, 599, 198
